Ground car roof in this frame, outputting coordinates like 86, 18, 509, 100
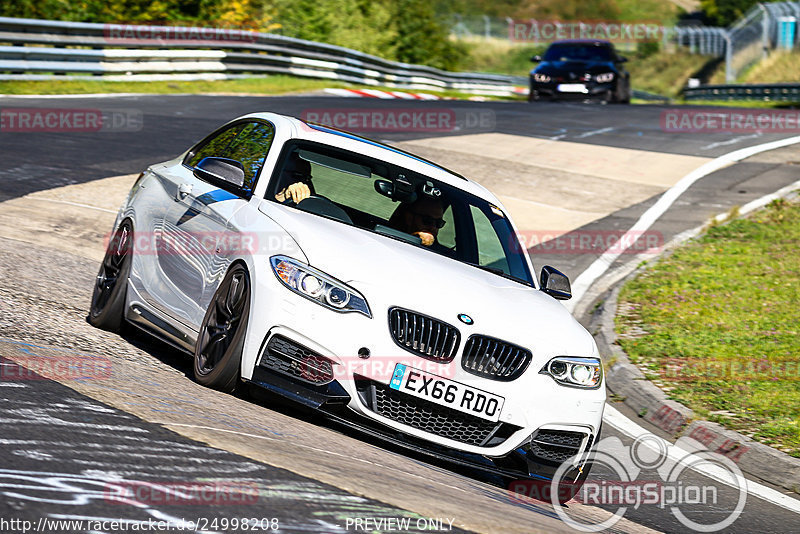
239, 112, 498, 202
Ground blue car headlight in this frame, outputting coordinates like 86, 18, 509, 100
270, 255, 371, 318
533, 73, 551, 83
540, 356, 602, 388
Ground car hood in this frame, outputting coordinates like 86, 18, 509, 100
260, 202, 595, 357
533, 60, 615, 76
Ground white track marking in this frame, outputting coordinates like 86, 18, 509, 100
603, 405, 800, 514
701, 133, 762, 151
575, 127, 614, 139
567, 134, 800, 311
357, 88, 397, 99
322, 88, 361, 98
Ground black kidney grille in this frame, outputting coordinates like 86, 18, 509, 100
527, 429, 587, 464
388, 308, 459, 362
259, 335, 334, 385
461, 335, 532, 381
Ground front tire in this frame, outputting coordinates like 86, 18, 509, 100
194, 263, 251, 393
89, 220, 133, 332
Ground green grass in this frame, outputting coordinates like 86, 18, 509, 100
459, 37, 546, 77
0, 75, 519, 100
625, 50, 709, 99
613, 0, 683, 24
616, 197, 800, 457
0, 75, 342, 96
710, 50, 800, 85
679, 100, 800, 109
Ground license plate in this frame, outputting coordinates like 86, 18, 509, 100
389, 364, 505, 422
557, 83, 588, 93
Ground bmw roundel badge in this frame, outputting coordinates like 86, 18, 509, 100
457, 313, 474, 325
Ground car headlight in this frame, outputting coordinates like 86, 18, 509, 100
270, 255, 371, 318
540, 357, 602, 388
595, 72, 615, 83
533, 73, 551, 83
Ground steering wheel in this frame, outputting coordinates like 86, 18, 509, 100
281, 194, 330, 206
283, 195, 352, 225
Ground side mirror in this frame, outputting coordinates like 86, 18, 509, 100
617, 56, 628, 63
194, 157, 245, 188
540, 265, 572, 300
531, 55, 543, 62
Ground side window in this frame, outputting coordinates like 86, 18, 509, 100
186, 124, 243, 168
470, 205, 509, 273
437, 206, 456, 249
225, 122, 275, 190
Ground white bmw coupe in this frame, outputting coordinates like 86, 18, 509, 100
90, 112, 605, 492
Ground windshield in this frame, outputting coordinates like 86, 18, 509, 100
268, 140, 534, 286
543, 43, 613, 62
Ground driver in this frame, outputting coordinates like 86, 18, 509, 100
275, 155, 312, 203
388, 196, 446, 247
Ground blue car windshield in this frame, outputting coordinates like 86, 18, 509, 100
544, 43, 613, 62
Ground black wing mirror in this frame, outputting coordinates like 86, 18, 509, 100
540, 265, 572, 300
194, 157, 245, 188
531, 55, 543, 62
617, 56, 628, 63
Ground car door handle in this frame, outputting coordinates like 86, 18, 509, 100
175, 183, 192, 201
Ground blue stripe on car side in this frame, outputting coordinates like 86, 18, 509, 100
177, 189, 239, 225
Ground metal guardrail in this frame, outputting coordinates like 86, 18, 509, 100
0, 17, 527, 95
683, 83, 800, 101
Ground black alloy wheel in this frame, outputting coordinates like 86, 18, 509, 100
89, 220, 133, 332
194, 263, 251, 392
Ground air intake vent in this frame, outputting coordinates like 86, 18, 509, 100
527, 429, 587, 464
388, 307, 459, 362
461, 335, 531, 381
259, 335, 334, 385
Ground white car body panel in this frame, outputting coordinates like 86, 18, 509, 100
112, 112, 605, 464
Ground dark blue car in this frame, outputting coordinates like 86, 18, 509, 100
529, 40, 631, 103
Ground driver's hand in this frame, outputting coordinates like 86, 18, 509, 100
277, 182, 311, 203
414, 231, 435, 246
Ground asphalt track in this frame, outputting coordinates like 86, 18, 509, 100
1, 93, 799, 533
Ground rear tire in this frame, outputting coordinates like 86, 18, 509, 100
194, 264, 251, 393
89, 220, 133, 333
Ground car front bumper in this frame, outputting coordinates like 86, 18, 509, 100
241, 268, 605, 471
530, 80, 616, 99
